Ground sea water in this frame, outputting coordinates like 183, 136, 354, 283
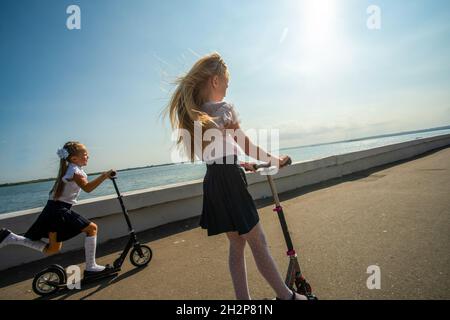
1, 128, 449, 214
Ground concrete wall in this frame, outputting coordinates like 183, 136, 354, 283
1, 133, 449, 271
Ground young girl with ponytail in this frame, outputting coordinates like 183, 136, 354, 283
0, 141, 115, 276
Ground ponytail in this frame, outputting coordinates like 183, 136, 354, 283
50, 159, 69, 199
49, 141, 86, 200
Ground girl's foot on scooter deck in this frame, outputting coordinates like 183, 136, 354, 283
276, 290, 308, 300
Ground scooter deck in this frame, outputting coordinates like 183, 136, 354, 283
82, 268, 121, 283
44, 268, 120, 292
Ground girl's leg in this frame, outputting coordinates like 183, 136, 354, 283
81, 222, 105, 272
226, 231, 251, 300
43, 232, 62, 255
0, 228, 47, 253
242, 223, 306, 300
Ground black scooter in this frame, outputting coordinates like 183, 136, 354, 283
32, 172, 153, 296
252, 159, 317, 300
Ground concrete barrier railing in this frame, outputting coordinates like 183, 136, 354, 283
1, 133, 449, 271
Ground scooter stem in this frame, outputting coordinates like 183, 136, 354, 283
110, 176, 134, 232
262, 168, 295, 253
266, 175, 281, 206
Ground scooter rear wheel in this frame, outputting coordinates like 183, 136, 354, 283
32, 266, 65, 296
130, 245, 152, 267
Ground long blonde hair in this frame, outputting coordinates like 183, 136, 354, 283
163, 52, 230, 162
50, 141, 86, 199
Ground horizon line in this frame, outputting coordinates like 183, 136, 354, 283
1, 124, 449, 187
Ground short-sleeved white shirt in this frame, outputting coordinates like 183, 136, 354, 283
50, 163, 87, 205
195, 101, 243, 163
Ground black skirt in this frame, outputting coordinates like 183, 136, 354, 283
200, 155, 260, 236
24, 200, 91, 242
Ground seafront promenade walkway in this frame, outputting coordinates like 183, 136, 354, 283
0, 146, 449, 300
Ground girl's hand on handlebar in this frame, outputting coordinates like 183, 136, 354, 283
240, 162, 257, 172
270, 155, 291, 168
103, 169, 116, 179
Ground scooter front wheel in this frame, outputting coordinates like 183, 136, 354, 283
130, 245, 152, 267
297, 279, 312, 295
32, 266, 65, 296
296, 279, 318, 300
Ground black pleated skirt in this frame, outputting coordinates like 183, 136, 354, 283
200, 156, 260, 236
24, 200, 91, 242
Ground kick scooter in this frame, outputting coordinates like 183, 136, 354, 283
252, 159, 317, 300
32, 172, 153, 296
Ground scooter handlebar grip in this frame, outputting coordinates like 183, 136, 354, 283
253, 156, 292, 170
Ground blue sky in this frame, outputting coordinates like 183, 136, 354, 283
1, 0, 449, 183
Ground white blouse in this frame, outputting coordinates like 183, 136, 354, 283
195, 101, 243, 163
50, 163, 87, 205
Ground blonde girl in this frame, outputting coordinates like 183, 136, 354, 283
164, 52, 306, 300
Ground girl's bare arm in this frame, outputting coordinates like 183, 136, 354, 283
73, 170, 114, 193
227, 122, 277, 163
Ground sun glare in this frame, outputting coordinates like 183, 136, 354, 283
302, 0, 337, 50
281, 0, 352, 77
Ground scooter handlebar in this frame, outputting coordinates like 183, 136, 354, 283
252, 157, 292, 171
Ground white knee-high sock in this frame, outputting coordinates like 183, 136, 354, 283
84, 235, 105, 272
1, 232, 46, 253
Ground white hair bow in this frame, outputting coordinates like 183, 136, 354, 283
57, 148, 69, 160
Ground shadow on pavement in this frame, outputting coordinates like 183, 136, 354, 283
35, 266, 145, 300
